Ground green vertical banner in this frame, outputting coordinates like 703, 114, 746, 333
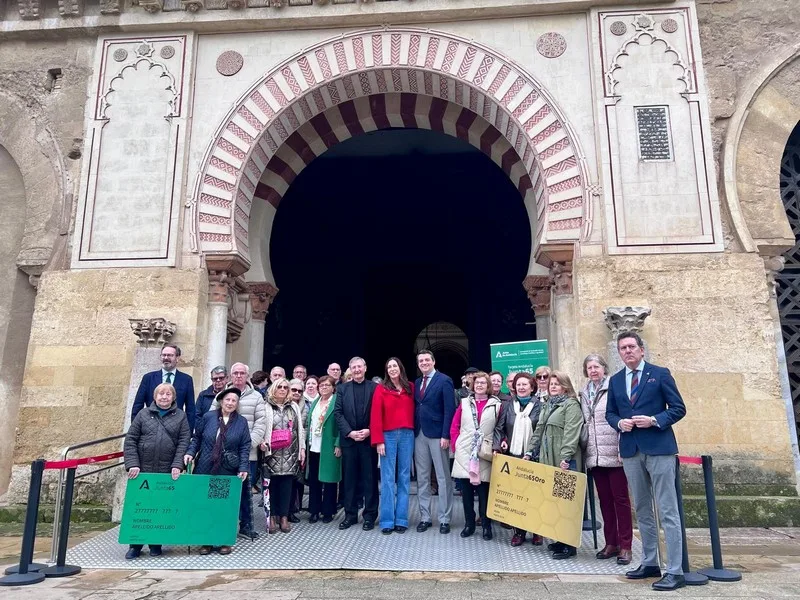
490, 339, 549, 392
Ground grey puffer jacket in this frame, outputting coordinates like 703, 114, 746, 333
211, 383, 267, 460
124, 402, 190, 474
263, 398, 305, 477
580, 378, 622, 469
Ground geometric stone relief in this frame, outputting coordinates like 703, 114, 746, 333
17, 0, 40, 19
216, 50, 244, 76
193, 27, 589, 266
536, 33, 567, 59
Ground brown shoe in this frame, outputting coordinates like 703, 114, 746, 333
280, 516, 291, 533
219, 545, 232, 555
596, 545, 619, 560
617, 549, 632, 565
199, 545, 212, 555
268, 517, 278, 534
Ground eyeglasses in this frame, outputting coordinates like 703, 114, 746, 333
536, 374, 550, 380
211, 376, 226, 382
290, 388, 303, 393
276, 384, 289, 389
319, 384, 332, 389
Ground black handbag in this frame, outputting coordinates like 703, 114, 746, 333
222, 449, 240, 473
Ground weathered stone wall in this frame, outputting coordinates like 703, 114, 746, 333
576, 253, 795, 490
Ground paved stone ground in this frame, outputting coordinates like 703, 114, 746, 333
2, 527, 799, 599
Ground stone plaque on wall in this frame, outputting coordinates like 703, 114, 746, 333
73, 36, 192, 268
635, 106, 672, 161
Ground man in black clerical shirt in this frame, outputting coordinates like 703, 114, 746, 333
333, 356, 378, 530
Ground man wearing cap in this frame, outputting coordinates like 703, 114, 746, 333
456, 367, 479, 401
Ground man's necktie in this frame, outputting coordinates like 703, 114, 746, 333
420, 375, 428, 396
165, 372, 173, 384
629, 370, 639, 404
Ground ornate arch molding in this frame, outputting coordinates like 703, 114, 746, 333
192, 27, 589, 267
722, 42, 800, 257
0, 91, 66, 286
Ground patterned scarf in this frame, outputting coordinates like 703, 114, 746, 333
211, 410, 234, 474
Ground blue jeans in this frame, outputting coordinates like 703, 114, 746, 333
379, 428, 414, 529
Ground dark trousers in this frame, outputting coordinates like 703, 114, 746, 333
458, 478, 490, 528
238, 475, 252, 531
290, 478, 305, 513
130, 544, 160, 552
342, 441, 378, 522
307, 451, 338, 518
591, 466, 634, 550
269, 474, 294, 518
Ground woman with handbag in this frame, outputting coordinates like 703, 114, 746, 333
260, 378, 306, 534
492, 372, 544, 547
184, 387, 251, 556
525, 371, 584, 560
304, 375, 341, 524
450, 371, 501, 540
580, 353, 633, 565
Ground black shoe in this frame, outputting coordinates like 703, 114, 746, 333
460, 525, 475, 538
309, 513, 320, 523
552, 546, 577, 560
381, 527, 393, 535
338, 518, 357, 530
148, 546, 162, 557
500, 522, 512, 530
626, 565, 662, 580
288, 513, 300, 524
362, 521, 375, 531
125, 547, 141, 560
652, 573, 686, 591
416, 521, 432, 532
439, 523, 451, 534
322, 515, 333, 523
482, 527, 493, 541
238, 529, 259, 540
547, 542, 560, 552
394, 525, 407, 534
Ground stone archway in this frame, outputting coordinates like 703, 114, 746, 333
192, 27, 589, 273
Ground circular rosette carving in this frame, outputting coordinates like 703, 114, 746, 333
536, 32, 567, 59
216, 51, 244, 76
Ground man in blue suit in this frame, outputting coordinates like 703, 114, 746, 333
131, 344, 196, 431
606, 331, 687, 591
414, 349, 455, 534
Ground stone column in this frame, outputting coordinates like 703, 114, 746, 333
551, 261, 576, 374
523, 274, 553, 344
602, 306, 652, 374
247, 282, 279, 372
205, 256, 249, 382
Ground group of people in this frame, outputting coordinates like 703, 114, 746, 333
123, 330, 687, 591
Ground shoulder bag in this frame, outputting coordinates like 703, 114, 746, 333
469, 401, 495, 462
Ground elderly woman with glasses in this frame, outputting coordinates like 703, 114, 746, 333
533, 366, 551, 403
580, 353, 633, 565
305, 375, 341, 523
288, 378, 309, 522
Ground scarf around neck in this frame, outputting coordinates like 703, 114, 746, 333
548, 393, 571, 409
211, 409, 235, 474
510, 399, 535, 456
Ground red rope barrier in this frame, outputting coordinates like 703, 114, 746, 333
678, 455, 703, 465
44, 451, 123, 470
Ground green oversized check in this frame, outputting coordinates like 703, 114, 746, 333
118, 473, 242, 546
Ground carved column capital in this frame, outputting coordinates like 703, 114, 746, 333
100, 0, 120, 13
208, 271, 233, 304
138, 0, 162, 12
522, 275, 553, 316
248, 282, 279, 322
763, 255, 786, 299
550, 261, 573, 295
603, 306, 652, 338
58, 0, 83, 16
129, 318, 176, 346
18, 0, 40, 18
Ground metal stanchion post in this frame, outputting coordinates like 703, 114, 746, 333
673, 456, 708, 585
0, 460, 47, 586
586, 470, 598, 549
696, 455, 741, 582
41, 468, 82, 578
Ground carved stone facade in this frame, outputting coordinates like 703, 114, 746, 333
602, 306, 652, 337
129, 318, 177, 346
522, 275, 553, 316
249, 282, 279, 322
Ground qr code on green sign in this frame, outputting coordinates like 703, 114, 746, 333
208, 477, 230, 500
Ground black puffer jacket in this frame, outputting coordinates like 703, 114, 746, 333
124, 402, 191, 473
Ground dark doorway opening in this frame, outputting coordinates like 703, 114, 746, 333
264, 128, 533, 381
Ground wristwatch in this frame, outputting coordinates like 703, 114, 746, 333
650, 416, 658, 427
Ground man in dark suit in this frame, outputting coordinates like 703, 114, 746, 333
131, 344, 196, 431
606, 331, 687, 591
413, 349, 456, 534
333, 356, 378, 530
195, 365, 228, 427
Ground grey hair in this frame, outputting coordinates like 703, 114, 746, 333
349, 356, 366, 367
210, 365, 228, 376
582, 354, 609, 377
230, 362, 250, 374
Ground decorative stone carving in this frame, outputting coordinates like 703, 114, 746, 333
603, 306, 652, 337
138, 0, 163, 12
18, 0, 40, 19
249, 282, 279, 321
216, 51, 244, 76
208, 270, 233, 304
661, 18, 679, 34
112, 49, 128, 62
610, 21, 627, 36
269, 0, 283, 6
160, 46, 176, 60
227, 0, 246, 7
100, 0, 120, 13
181, 0, 203, 11
129, 318, 177, 346
536, 32, 567, 59
764, 256, 786, 299
550, 262, 573, 295
58, 0, 83, 16
522, 275, 553, 316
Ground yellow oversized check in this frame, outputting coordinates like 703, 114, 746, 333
487, 455, 587, 547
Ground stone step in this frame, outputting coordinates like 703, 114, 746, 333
0, 504, 111, 524
682, 495, 800, 528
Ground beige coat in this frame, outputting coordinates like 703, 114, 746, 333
451, 395, 501, 482
579, 378, 622, 469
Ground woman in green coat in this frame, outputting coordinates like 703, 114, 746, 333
304, 375, 341, 523
525, 370, 584, 560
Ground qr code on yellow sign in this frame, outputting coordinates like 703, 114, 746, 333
552, 470, 577, 502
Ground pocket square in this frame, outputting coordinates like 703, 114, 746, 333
647, 378, 656, 383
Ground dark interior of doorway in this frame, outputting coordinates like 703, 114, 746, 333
264, 128, 534, 382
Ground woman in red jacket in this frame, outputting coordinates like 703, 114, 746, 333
370, 357, 415, 535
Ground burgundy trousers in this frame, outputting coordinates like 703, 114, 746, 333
590, 466, 633, 551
